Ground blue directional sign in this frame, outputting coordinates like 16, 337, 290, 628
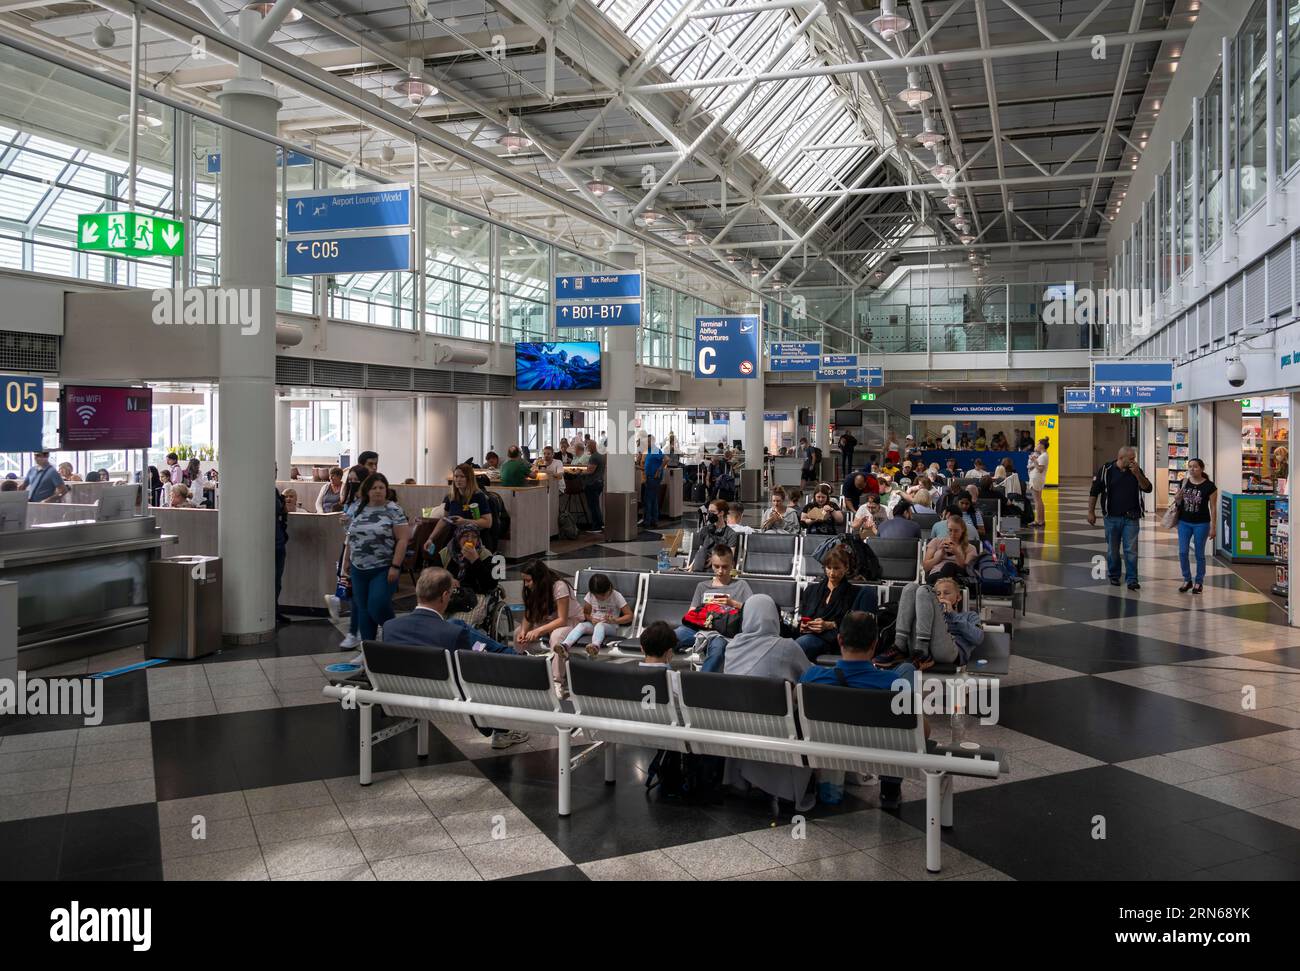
284, 230, 411, 276
286, 184, 412, 234
1064, 387, 1112, 412
695, 315, 759, 379
556, 302, 641, 327
768, 341, 820, 371
845, 367, 884, 388
0, 374, 44, 452
555, 273, 641, 300
764, 412, 790, 422
822, 354, 859, 368
206, 148, 314, 174
1091, 360, 1173, 404
817, 354, 862, 381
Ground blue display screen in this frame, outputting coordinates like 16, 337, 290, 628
515, 342, 602, 392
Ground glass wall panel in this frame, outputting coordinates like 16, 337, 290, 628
499, 228, 549, 343
1202, 71, 1223, 251
1237, 1, 1268, 216
424, 201, 490, 341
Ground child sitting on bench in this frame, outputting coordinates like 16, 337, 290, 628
877, 577, 983, 670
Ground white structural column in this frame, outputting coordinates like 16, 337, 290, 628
604, 240, 638, 540
423, 398, 458, 483
215, 56, 280, 642
743, 302, 764, 499
814, 383, 831, 451
354, 397, 377, 458
274, 397, 292, 477
490, 398, 519, 456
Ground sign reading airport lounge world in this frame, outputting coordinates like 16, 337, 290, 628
77, 211, 184, 258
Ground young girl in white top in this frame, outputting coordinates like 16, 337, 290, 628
560, 572, 633, 655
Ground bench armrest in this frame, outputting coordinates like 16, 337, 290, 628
929, 741, 1010, 775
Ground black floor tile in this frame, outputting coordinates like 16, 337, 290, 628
196, 621, 344, 664
995, 677, 1281, 761
1188, 810, 1300, 853
1028, 592, 1182, 624
0, 670, 151, 737
150, 704, 463, 801
0, 813, 65, 879
1191, 853, 1300, 880
59, 803, 160, 879
899, 767, 1267, 881
1013, 624, 1222, 675
1240, 646, 1300, 671
1203, 603, 1292, 625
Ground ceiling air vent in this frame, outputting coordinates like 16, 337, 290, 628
275, 356, 310, 385
413, 368, 453, 392
0, 331, 58, 374
454, 371, 488, 394
366, 365, 413, 391
311, 360, 366, 388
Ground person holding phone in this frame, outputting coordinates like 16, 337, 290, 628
923, 516, 977, 583
426, 462, 495, 560
1173, 458, 1218, 594
1088, 445, 1152, 590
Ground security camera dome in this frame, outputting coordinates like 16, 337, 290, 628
1226, 356, 1247, 388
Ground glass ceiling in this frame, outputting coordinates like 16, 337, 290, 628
593, 0, 876, 212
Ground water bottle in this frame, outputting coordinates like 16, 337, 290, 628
657, 550, 670, 572
950, 695, 968, 746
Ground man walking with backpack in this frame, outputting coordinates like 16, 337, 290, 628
1088, 446, 1152, 591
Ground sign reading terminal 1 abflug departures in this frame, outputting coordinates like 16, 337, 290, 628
695, 315, 759, 379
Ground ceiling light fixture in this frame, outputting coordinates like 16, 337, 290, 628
243, 1, 303, 21
497, 115, 532, 153
959, 233, 975, 244
870, 0, 911, 40
929, 151, 954, 179
943, 193, 960, 210
898, 70, 933, 108
585, 165, 614, 197
117, 108, 162, 128
681, 221, 705, 245
916, 117, 945, 149
393, 58, 436, 104
641, 208, 665, 226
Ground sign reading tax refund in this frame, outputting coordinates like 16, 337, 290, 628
695, 315, 759, 379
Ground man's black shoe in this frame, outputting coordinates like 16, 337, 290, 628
1108, 578, 1120, 586
1127, 581, 1141, 591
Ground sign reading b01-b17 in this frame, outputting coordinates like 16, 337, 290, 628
694, 315, 758, 380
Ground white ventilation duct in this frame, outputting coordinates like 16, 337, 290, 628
274, 320, 304, 346
642, 367, 673, 387
431, 343, 490, 365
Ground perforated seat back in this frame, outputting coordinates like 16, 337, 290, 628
454, 650, 558, 734
743, 532, 799, 555
567, 658, 687, 752
744, 577, 799, 614
913, 512, 939, 534
361, 641, 474, 727
575, 568, 642, 605
676, 671, 801, 764
800, 554, 825, 578
797, 680, 927, 780
865, 537, 921, 582
743, 552, 799, 577
640, 572, 710, 629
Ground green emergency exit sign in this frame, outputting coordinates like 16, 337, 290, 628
77, 211, 184, 258
859, 392, 876, 401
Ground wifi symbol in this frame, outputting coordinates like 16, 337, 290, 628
76, 405, 96, 425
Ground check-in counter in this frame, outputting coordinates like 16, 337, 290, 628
0, 510, 177, 670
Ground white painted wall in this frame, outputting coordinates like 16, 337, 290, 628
376, 398, 416, 483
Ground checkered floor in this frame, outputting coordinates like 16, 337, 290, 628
5, 486, 1300, 881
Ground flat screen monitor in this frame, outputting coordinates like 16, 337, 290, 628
0, 490, 29, 532
95, 484, 142, 521
515, 342, 601, 392
834, 409, 863, 427
60, 385, 153, 450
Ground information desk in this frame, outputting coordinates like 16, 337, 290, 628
0, 513, 176, 671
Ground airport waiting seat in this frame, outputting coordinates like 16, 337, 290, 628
567, 657, 687, 752
913, 512, 940, 534
361, 642, 474, 728
797, 680, 930, 780
740, 531, 800, 577
864, 537, 923, 583
744, 576, 801, 616
454, 650, 559, 735
567, 568, 645, 650
676, 671, 802, 764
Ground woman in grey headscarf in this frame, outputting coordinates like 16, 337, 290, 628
719, 595, 815, 812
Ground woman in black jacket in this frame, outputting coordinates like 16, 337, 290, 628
793, 546, 857, 661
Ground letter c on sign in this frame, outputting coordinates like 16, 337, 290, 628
698, 346, 716, 375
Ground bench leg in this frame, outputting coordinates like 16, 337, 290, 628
416, 720, 429, 759
925, 770, 942, 873
359, 702, 373, 786
557, 729, 572, 817
941, 774, 954, 829
604, 741, 617, 785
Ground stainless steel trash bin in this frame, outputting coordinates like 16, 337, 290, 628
147, 556, 222, 660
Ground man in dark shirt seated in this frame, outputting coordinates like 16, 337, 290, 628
800, 611, 926, 810
841, 471, 868, 512
378, 567, 527, 749
876, 498, 923, 539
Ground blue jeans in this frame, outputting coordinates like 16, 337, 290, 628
350, 565, 397, 641
1177, 519, 1211, 584
796, 633, 832, 662
642, 477, 661, 526
1103, 515, 1140, 583
675, 624, 725, 668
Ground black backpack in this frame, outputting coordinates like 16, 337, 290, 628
485, 491, 510, 546
645, 750, 723, 803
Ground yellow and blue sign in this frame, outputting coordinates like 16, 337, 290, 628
0, 374, 43, 452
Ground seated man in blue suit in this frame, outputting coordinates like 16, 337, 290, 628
377, 567, 528, 750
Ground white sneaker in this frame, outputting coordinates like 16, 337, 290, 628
324, 594, 341, 621
491, 729, 530, 750
340, 632, 360, 649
